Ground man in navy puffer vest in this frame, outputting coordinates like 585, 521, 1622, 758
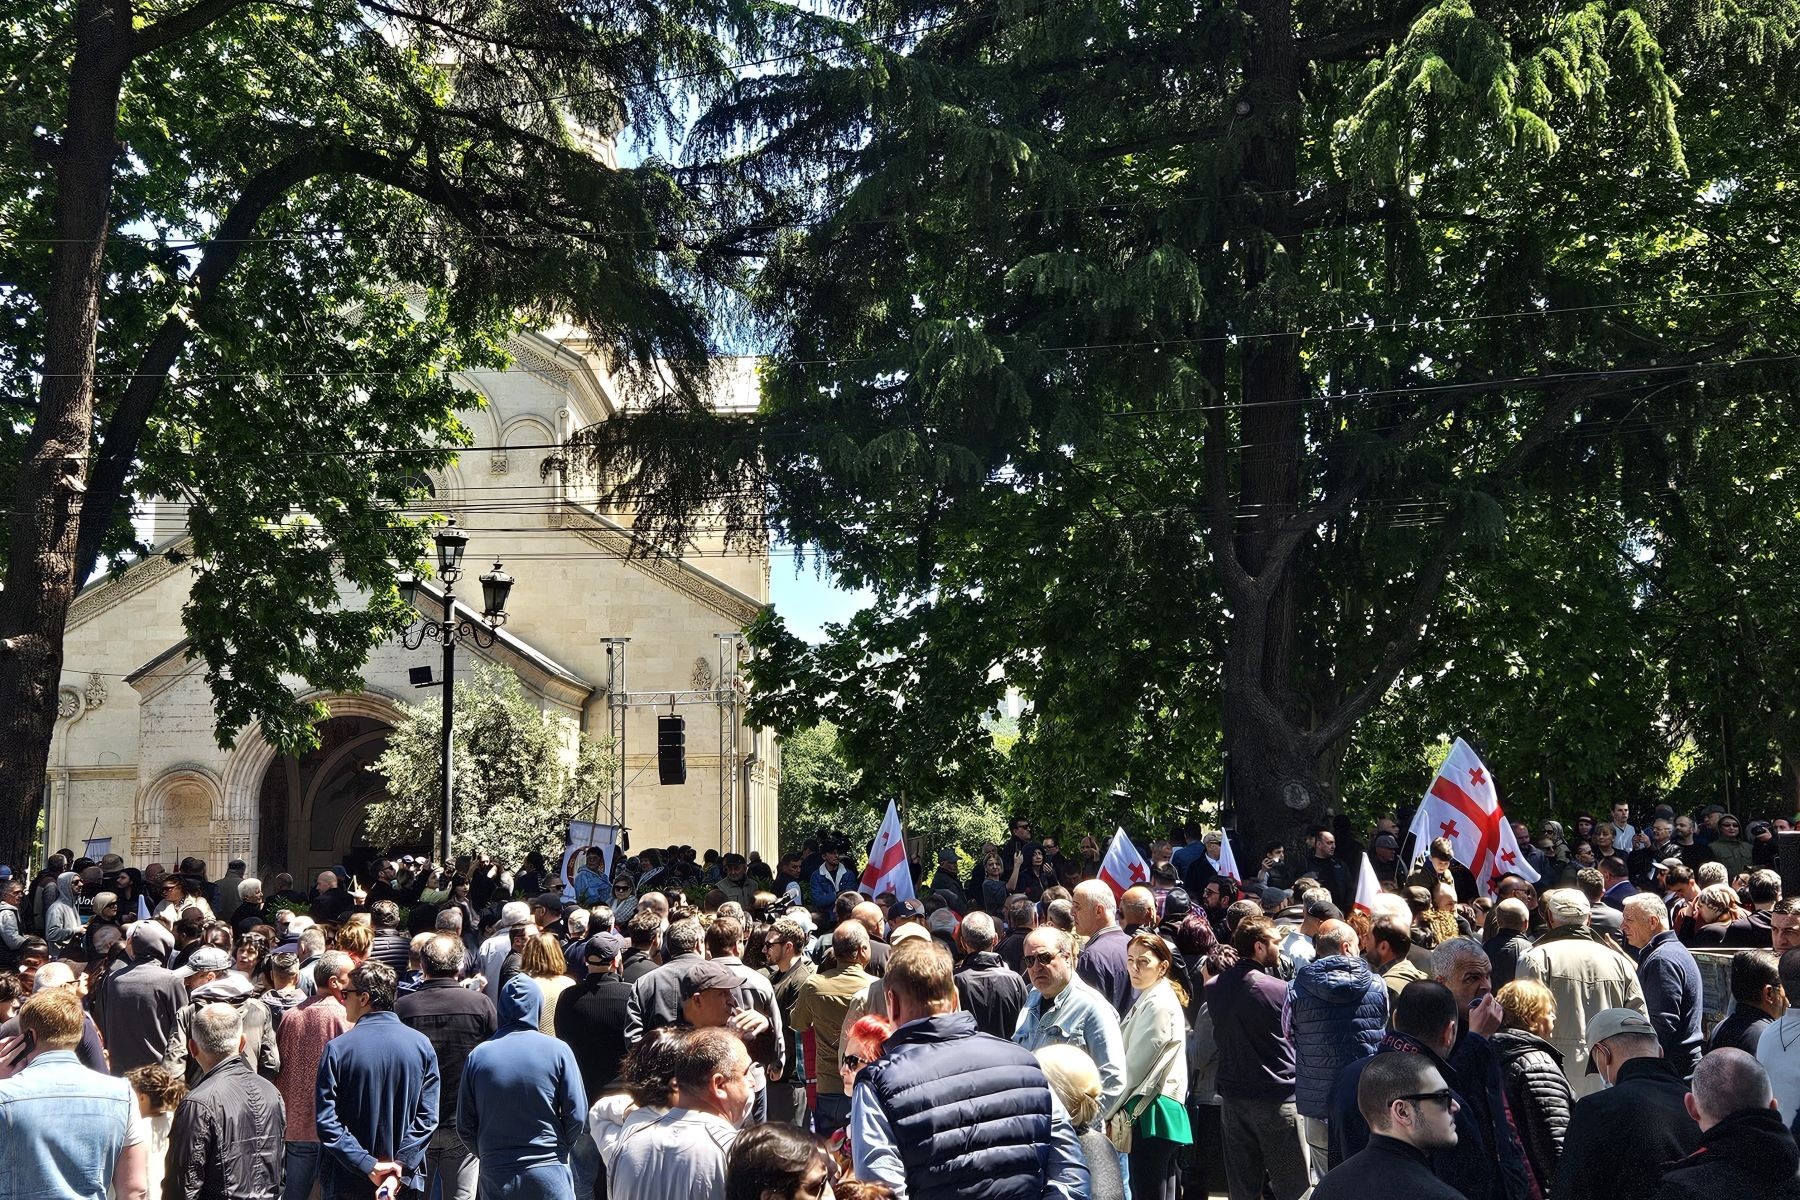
849, 939, 1089, 1200
1286, 920, 1387, 1177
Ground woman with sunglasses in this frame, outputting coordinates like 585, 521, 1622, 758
1115, 933, 1190, 1200
834, 1014, 893, 1169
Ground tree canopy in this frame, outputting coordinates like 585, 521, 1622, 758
0, 0, 753, 862
574, 0, 1800, 841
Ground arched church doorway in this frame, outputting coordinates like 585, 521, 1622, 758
256, 714, 428, 883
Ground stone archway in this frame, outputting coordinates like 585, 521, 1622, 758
221, 691, 407, 878
136, 765, 228, 868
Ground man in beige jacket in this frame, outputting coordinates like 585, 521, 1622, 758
1516, 888, 1647, 1098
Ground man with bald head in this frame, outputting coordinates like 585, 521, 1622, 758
1653, 1048, 1800, 1199
1073, 879, 1133, 1017
954, 912, 1027, 1037
1119, 886, 1158, 935
790, 920, 874, 1138
1287, 918, 1386, 1177
311, 869, 353, 923
850, 900, 891, 977
1483, 898, 1534, 988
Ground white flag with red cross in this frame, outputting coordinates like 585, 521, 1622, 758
1098, 827, 1152, 898
1213, 829, 1244, 890
1354, 853, 1383, 913
1406, 737, 1540, 896
858, 800, 916, 902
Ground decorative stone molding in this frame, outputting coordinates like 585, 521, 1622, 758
57, 688, 82, 720
691, 657, 715, 691
84, 672, 107, 710
67, 539, 194, 632
489, 452, 509, 475
505, 340, 574, 390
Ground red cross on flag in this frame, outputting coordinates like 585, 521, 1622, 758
1354, 853, 1383, 914
1405, 737, 1540, 897
1213, 828, 1244, 889
858, 800, 916, 902
1098, 827, 1152, 899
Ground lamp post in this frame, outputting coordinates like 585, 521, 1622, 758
396, 516, 515, 865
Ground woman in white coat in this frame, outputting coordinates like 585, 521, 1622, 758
1116, 932, 1191, 1200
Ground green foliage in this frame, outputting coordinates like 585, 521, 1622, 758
576, 0, 1800, 839
776, 721, 1008, 858
0, 0, 755, 754
366, 664, 615, 865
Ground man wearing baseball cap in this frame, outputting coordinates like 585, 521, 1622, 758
679, 960, 774, 1050
1550, 1008, 1699, 1200
556, 931, 633, 1098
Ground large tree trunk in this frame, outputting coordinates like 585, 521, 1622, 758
1223, 685, 1336, 856
0, 0, 132, 868
1214, 0, 1334, 854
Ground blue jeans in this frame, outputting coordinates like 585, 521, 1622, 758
283, 1141, 322, 1200
572, 1130, 601, 1200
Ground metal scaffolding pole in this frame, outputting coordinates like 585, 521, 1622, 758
602, 638, 630, 832
717, 634, 741, 853
598, 633, 746, 851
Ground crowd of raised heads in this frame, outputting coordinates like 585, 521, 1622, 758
4, 798, 1800, 1200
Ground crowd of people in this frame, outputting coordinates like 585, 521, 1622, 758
4, 801, 1800, 1200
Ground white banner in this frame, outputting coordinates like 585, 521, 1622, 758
858, 801, 915, 902
559, 822, 618, 903
1098, 827, 1151, 898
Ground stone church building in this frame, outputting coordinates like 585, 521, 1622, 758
47, 330, 778, 882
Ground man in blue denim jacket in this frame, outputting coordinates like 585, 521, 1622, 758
0, 988, 146, 1200
1012, 926, 1126, 1117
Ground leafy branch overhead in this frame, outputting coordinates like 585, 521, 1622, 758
0, 0, 763, 861
572, 0, 1800, 836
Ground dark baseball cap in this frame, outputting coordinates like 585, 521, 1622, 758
584, 931, 626, 962
1372, 833, 1400, 850
894, 899, 926, 920
680, 960, 738, 1000
1304, 898, 1342, 922
532, 893, 566, 915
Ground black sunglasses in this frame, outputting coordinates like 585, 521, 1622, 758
1396, 1089, 1456, 1110
841, 1055, 869, 1071
1022, 951, 1064, 968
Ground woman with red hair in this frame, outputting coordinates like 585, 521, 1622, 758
832, 1014, 894, 1167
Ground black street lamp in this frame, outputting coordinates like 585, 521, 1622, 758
395, 516, 514, 864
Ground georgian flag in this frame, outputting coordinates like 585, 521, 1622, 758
1405, 737, 1540, 896
1354, 852, 1383, 913
1098, 827, 1152, 899
1213, 829, 1244, 890
858, 800, 916, 902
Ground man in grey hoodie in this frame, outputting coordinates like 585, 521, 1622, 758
0, 877, 27, 966
44, 871, 82, 954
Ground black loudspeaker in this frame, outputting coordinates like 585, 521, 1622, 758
658, 715, 687, 785
1778, 830, 1800, 900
